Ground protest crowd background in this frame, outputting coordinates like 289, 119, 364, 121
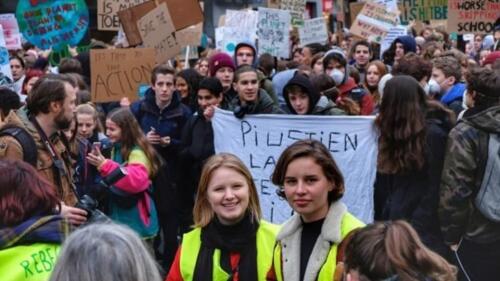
0, 0, 499, 281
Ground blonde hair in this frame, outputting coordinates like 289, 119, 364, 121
193, 153, 262, 227
75, 103, 103, 134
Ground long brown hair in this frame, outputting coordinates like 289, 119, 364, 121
193, 153, 262, 227
345, 221, 456, 281
106, 108, 160, 176
363, 60, 387, 106
375, 75, 427, 174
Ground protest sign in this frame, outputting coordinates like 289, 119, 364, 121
137, 3, 181, 64
373, 0, 398, 11
117, 0, 155, 46
90, 48, 155, 103
0, 26, 13, 81
399, 0, 448, 25
175, 22, 203, 47
163, 0, 203, 31
380, 25, 407, 59
212, 109, 378, 224
0, 14, 22, 50
350, 2, 399, 43
257, 8, 291, 58
298, 17, 328, 46
280, 0, 306, 26
97, 0, 147, 31
447, 0, 499, 34
15, 0, 89, 51
268, 0, 280, 9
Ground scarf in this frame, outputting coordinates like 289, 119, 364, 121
0, 215, 71, 249
193, 213, 259, 281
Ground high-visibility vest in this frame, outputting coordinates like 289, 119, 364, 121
273, 212, 364, 281
0, 243, 60, 281
180, 220, 279, 281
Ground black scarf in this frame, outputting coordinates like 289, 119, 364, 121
193, 213, 259, 281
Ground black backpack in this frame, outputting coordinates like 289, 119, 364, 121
0, 126, 37, 166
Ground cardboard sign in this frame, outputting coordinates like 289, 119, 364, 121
298, 17, 328, 46
280, 0, 306, 26
91, 48, 155, 103
447, 0, 499, 34
97, 0, 147, 31
0, 26, 13, 81
15, 0, 89, 51
0, 14, 22, 50
175, 22, 203, 47
257, 8, 291, 58
137, 3, 181, 64
118, 0, 156, 46
350, 2, 399, 43
213, 109, 378, 223
163, 0, 203, 31
399, 0, 448, 25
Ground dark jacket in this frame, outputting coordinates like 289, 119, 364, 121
130, 88, 192, 167
227, 89, 285, 117
439, 105, 500, 245
283, 74, 345, 115
374, 109, 451, 257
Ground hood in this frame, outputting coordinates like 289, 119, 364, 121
283, 74, 320, 114
234, 41, 257, 67
441, 83, 466, 105
465, 105, 500, 133
272, 69, 298, 102
395, 35, 417, 53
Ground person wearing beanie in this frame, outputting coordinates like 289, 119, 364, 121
178, 77, 223, 233
283, 73, 344, 115
482, 51, 500, 68
208, 52, 237, 109
323, 48, 375, 115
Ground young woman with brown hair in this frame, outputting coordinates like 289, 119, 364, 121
344, 220, 456, 281
374, 75, 454, 259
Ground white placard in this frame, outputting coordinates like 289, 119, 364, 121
212, 109, 377, 224
298, 17, 328, 46
257, 8, 291, 58
0, 25, 13, 81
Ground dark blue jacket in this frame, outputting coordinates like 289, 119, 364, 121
130, 88, 192, 161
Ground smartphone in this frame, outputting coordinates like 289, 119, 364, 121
92, 142, 101, 153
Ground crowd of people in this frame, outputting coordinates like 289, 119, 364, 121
0, 20, 499, 281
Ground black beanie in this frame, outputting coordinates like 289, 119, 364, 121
199, 77, 223, 97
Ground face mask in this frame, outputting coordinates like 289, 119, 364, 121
330, 69, 345, 85
423, 83, 431, 95
427, 79, 441, 95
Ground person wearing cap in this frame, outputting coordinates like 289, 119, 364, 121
208, 52, 237, 109
283, 73, 344, 115
178, 77, 224, 234
323, 48, 374, 115
439, 66, 500, 281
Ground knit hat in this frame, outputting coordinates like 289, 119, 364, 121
199, 77, 223, 97
482, 51, 500, 66
395, 35, 417, 54
209, 53, 236, 77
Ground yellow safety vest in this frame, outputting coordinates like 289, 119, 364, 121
180, 220, 279, 281
273, 212, 364, 281
0, 243, 60, 281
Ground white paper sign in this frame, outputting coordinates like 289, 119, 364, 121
0, 25, 13, 81
216, 26, 249, 55
212, 109, 377, 224
257, 8, 291, 59
380, 25, 408, 59
298, 17, 328, 46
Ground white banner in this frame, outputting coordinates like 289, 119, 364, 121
298, 17, 328, 46
257, 8, 291, 59
212, 109, 377, 224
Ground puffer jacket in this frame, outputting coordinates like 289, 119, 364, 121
439, 105, 500, 245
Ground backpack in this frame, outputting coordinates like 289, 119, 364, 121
475, 133, 500, 222
0, 126, 37, 166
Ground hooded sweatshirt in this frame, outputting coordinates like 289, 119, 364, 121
283, 74, 344, 115
234, 41, 258, 67
441, 82, 465, 117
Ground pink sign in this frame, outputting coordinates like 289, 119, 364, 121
0, 14, 22, 50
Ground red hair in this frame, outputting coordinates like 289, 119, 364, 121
0, 160, 60, 226
21, 69, 45, 96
